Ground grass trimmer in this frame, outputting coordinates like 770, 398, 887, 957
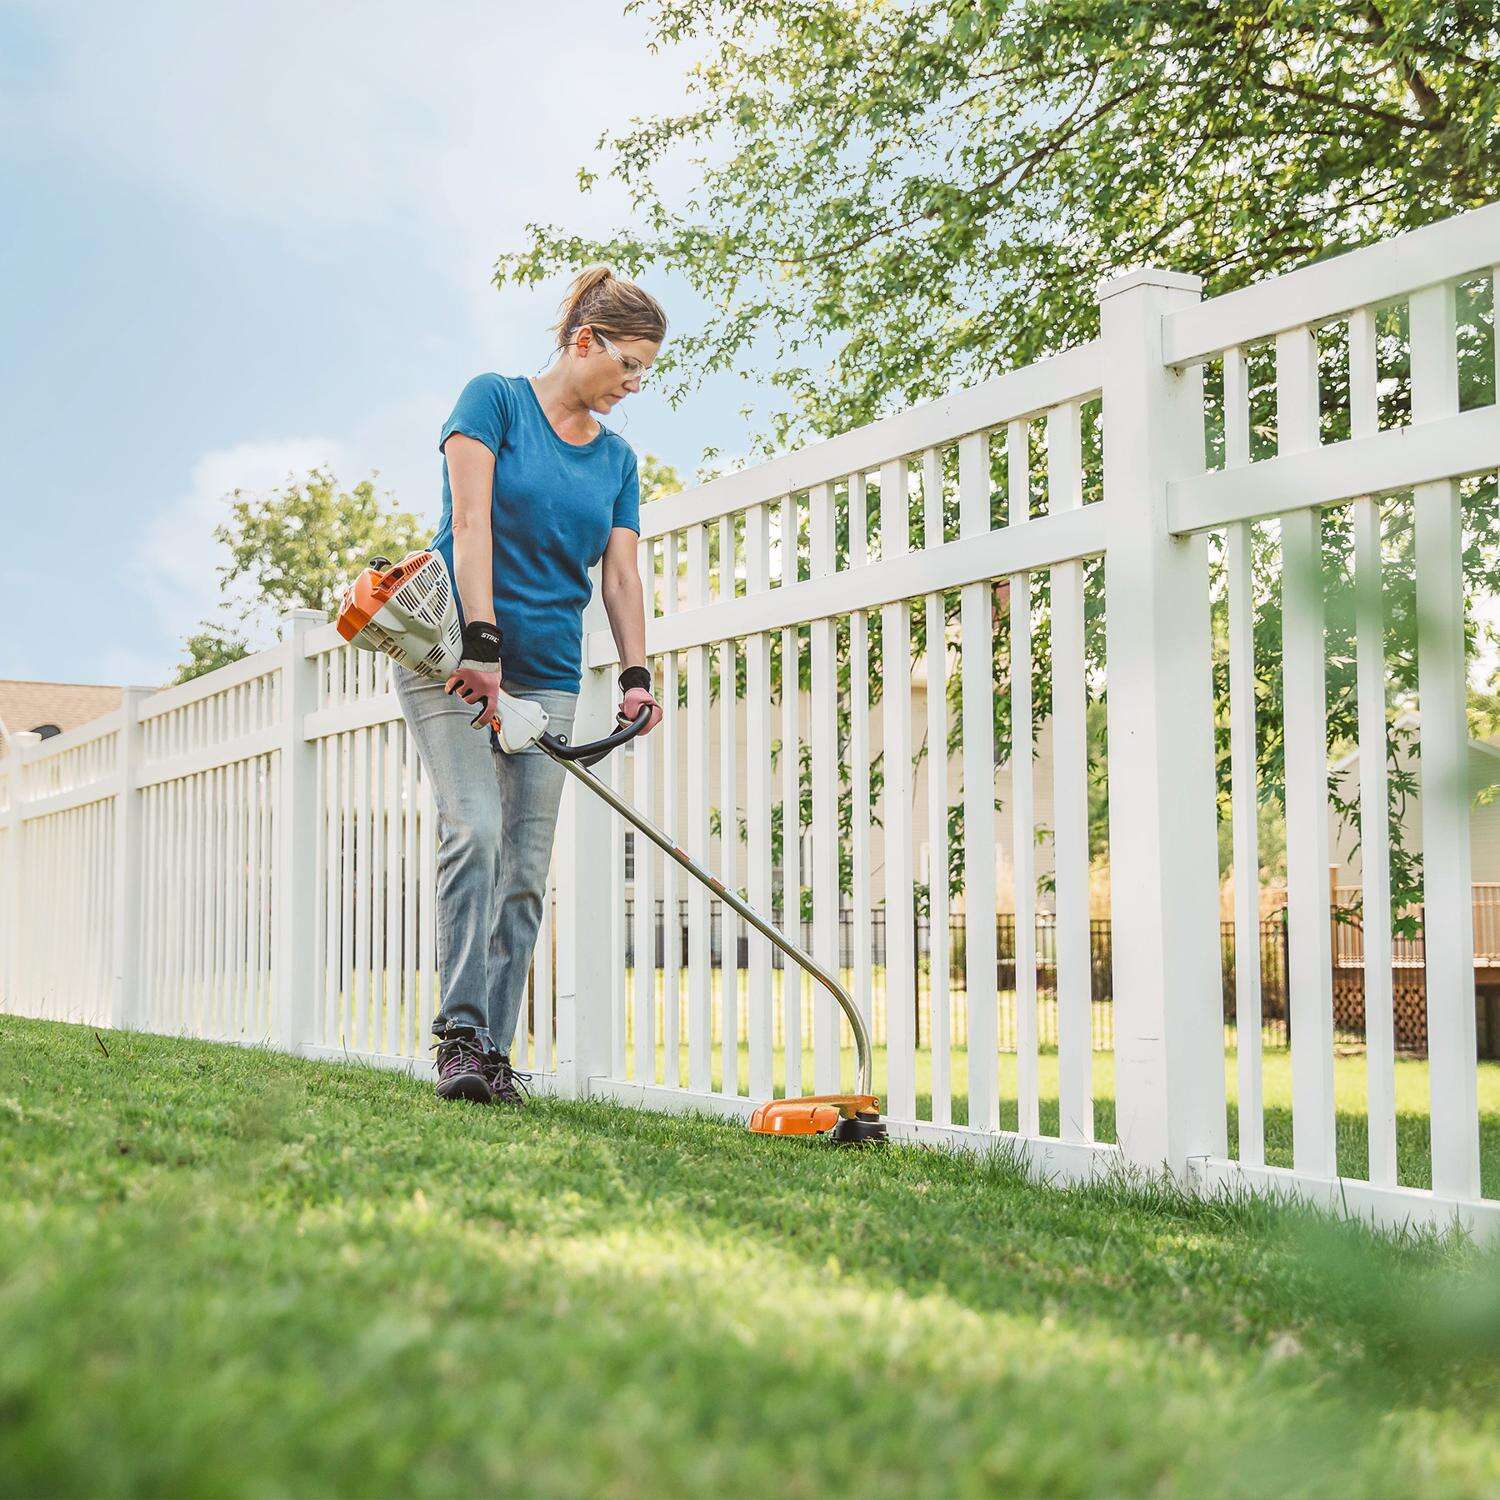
337, 550, 885, 1146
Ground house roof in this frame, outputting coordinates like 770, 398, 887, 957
0, 679, 126, 756
1330, 709, 1500, 775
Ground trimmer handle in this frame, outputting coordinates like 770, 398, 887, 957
542, 705, 652, 769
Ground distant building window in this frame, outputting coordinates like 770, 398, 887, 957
30, 724, 61, 739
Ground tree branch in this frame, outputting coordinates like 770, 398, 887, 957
1362, 0, 1448, 123
1257, 70, 1444, 131
772, 68, 1148, 269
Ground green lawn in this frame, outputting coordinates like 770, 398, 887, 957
3, 1014, 1498, 1499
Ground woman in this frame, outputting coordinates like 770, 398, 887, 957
396, 266, 666, 1105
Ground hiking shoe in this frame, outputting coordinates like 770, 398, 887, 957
484, 1052, 533, 1107
431, 1029, 493, 1104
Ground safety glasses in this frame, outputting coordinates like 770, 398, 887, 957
580, 328, 651, 387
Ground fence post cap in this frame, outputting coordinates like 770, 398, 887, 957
1096, 267, 1203, 302
278, 607, 327, 640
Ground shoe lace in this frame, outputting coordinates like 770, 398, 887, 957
432, 1033, 487, 1079
493, 1055, 533, 1102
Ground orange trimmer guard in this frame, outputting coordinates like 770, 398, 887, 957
748, 1094, 883, 1142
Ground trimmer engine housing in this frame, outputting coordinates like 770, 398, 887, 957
337, 551, 463, 678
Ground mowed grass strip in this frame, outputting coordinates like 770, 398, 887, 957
642, 1036, 1500, 1194
1, 1014, 1498, 1500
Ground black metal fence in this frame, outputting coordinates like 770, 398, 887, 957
623, 899, 1121, 1050
1219, 911, 1291, 1049
626, 898, 1118, 981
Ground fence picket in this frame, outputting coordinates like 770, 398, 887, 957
686, 523, 713, 1093
173, 769, 187, 1033
1277, 326, 1338, 1178
536, 849, 554, 1075
1349, 306, 1397, 1186
959, 432, 998, 1131
848, 473, 876, 1050
354, 729, 372, 1054
190, 747, 204, 1033
880, 459, 917, 1121
780, 491, 804, 1098
402, 724, 418, 1058
633, 686, 656, 1087
809, 482, 840, 1094
660, 643, 682, 1087
922, 448, 952, 1125
745, 502, 775, 1099
202, 702, 230, 1016
779, 622, 803, 1092
610, 744, 627, 1080
719, 635, 742, 1095
231, 756, 246, 1038
367, 728, 383, 1050
384, 721, 401, 1056
339, 732, 354, 1048
1227, 518, 1265, 1166
1411, 282, 1482, 1200
1224, 343, 1265, 1166
418, 761, 437, 1050
1008, 421, 1040, 1137
1049, 402, 1093, 1144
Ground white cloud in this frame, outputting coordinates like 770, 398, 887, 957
135, 406, 462, 662
3, 0, 699, 316
346, 390, 450, 530
139, 435, 349, 647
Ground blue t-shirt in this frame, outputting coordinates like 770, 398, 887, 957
430, 373, 641, 692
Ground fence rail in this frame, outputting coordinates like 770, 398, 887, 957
4, 202, 1499, 1240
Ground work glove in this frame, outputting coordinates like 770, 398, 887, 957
445, 621, 503, 729
617, 665, 662, 735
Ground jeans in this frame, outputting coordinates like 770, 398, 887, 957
393, 664, 577, 1054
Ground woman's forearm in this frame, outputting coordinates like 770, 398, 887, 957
452, 515, 495, 630
602, 569, 647, 672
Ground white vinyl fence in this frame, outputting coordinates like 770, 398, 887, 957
4, 203, 1498, 1240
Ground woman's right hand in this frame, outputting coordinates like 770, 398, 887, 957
445, 621, 504, 729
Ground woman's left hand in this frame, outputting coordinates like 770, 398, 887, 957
619, 685, 663, 735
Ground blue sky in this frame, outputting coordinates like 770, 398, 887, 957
1, 1, 766, 687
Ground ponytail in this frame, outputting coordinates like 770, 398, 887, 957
553, 265, 668, 350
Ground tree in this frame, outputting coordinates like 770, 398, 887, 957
175, 458, 687, 688
640, 452, 685, 504
501, 0, 1499, 918
173, 621, 252, 684
501, 0, 1497, 450
173, 468, 430, 684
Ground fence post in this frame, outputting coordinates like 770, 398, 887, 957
1097, 268, 1228, 1178
555, 574, 616, 1099
272, 608, 324, 1052
109, 686, 152, 1032
3, 731, 40, 1011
